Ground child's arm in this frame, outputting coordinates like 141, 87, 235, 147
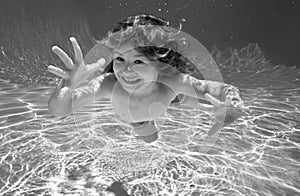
174, 73, 243, 107
164, 73, 244, 128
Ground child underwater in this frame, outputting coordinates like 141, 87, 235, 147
48, 14, 244, 143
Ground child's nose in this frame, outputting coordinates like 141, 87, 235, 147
124, 63, 135, 71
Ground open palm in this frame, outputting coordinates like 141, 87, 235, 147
48, 37, 105, 88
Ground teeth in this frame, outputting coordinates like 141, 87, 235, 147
125, 77, 137, 81
121, 72, 137, 78
124, 74, 136, 77
122, 76, 140, 84
119, 72, 141, 84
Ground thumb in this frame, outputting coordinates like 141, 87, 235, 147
87, 58, 106, 73
204, 93, 221, 106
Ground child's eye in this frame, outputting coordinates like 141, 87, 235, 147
115, 57, 124, 62
134, 60, 144, 64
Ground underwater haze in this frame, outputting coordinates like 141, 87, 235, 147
0, 0, 300, 195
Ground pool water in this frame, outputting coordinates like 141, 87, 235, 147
1, 1, 300, 194
1, 43, 300, 195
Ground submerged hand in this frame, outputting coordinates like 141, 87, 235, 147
48, 37, 106, 88
204, 93, 245, 125
198, 93, 245, 136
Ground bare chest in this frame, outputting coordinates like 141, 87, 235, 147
111, 82, 176, 123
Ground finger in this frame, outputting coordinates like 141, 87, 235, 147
207, 122, 222, 136
242, 107, 251, 115
204, 93, 221, 106
233, 99, 244, 108
86, 58, 106, 73
52, 46, 74, 70
48, 65, 69, 78
197, 103, 213, 112
70, 37, 83, 64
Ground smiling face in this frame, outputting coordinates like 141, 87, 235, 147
113, 41, 159, 95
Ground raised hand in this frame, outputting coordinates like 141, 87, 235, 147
48, 37, 106, 88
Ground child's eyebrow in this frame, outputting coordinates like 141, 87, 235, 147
114, 51, 122, 55
134, 54, 147, 58
114, 51, 147, 58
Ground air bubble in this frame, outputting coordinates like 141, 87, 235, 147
179, 37, 190, 50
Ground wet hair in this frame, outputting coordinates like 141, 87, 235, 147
100, 13, 195, 76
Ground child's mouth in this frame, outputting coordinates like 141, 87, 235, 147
121, 75, 142, 85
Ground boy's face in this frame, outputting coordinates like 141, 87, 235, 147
113, 41, 158, 93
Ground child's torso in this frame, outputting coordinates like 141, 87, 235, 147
111, 81, 177, 123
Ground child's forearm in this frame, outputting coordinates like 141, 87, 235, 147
48, 79, 73, 117
177, 74, 243, 106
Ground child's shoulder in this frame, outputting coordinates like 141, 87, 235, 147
159, 73, 205, 94
158, 74, 185, 93
159, 73, 191, 83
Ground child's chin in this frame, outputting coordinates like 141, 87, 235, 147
122, 85, 137, 92
136, 132, 158, 143
122, 82, 144, 92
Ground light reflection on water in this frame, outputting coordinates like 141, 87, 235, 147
0, 44, 300, 195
